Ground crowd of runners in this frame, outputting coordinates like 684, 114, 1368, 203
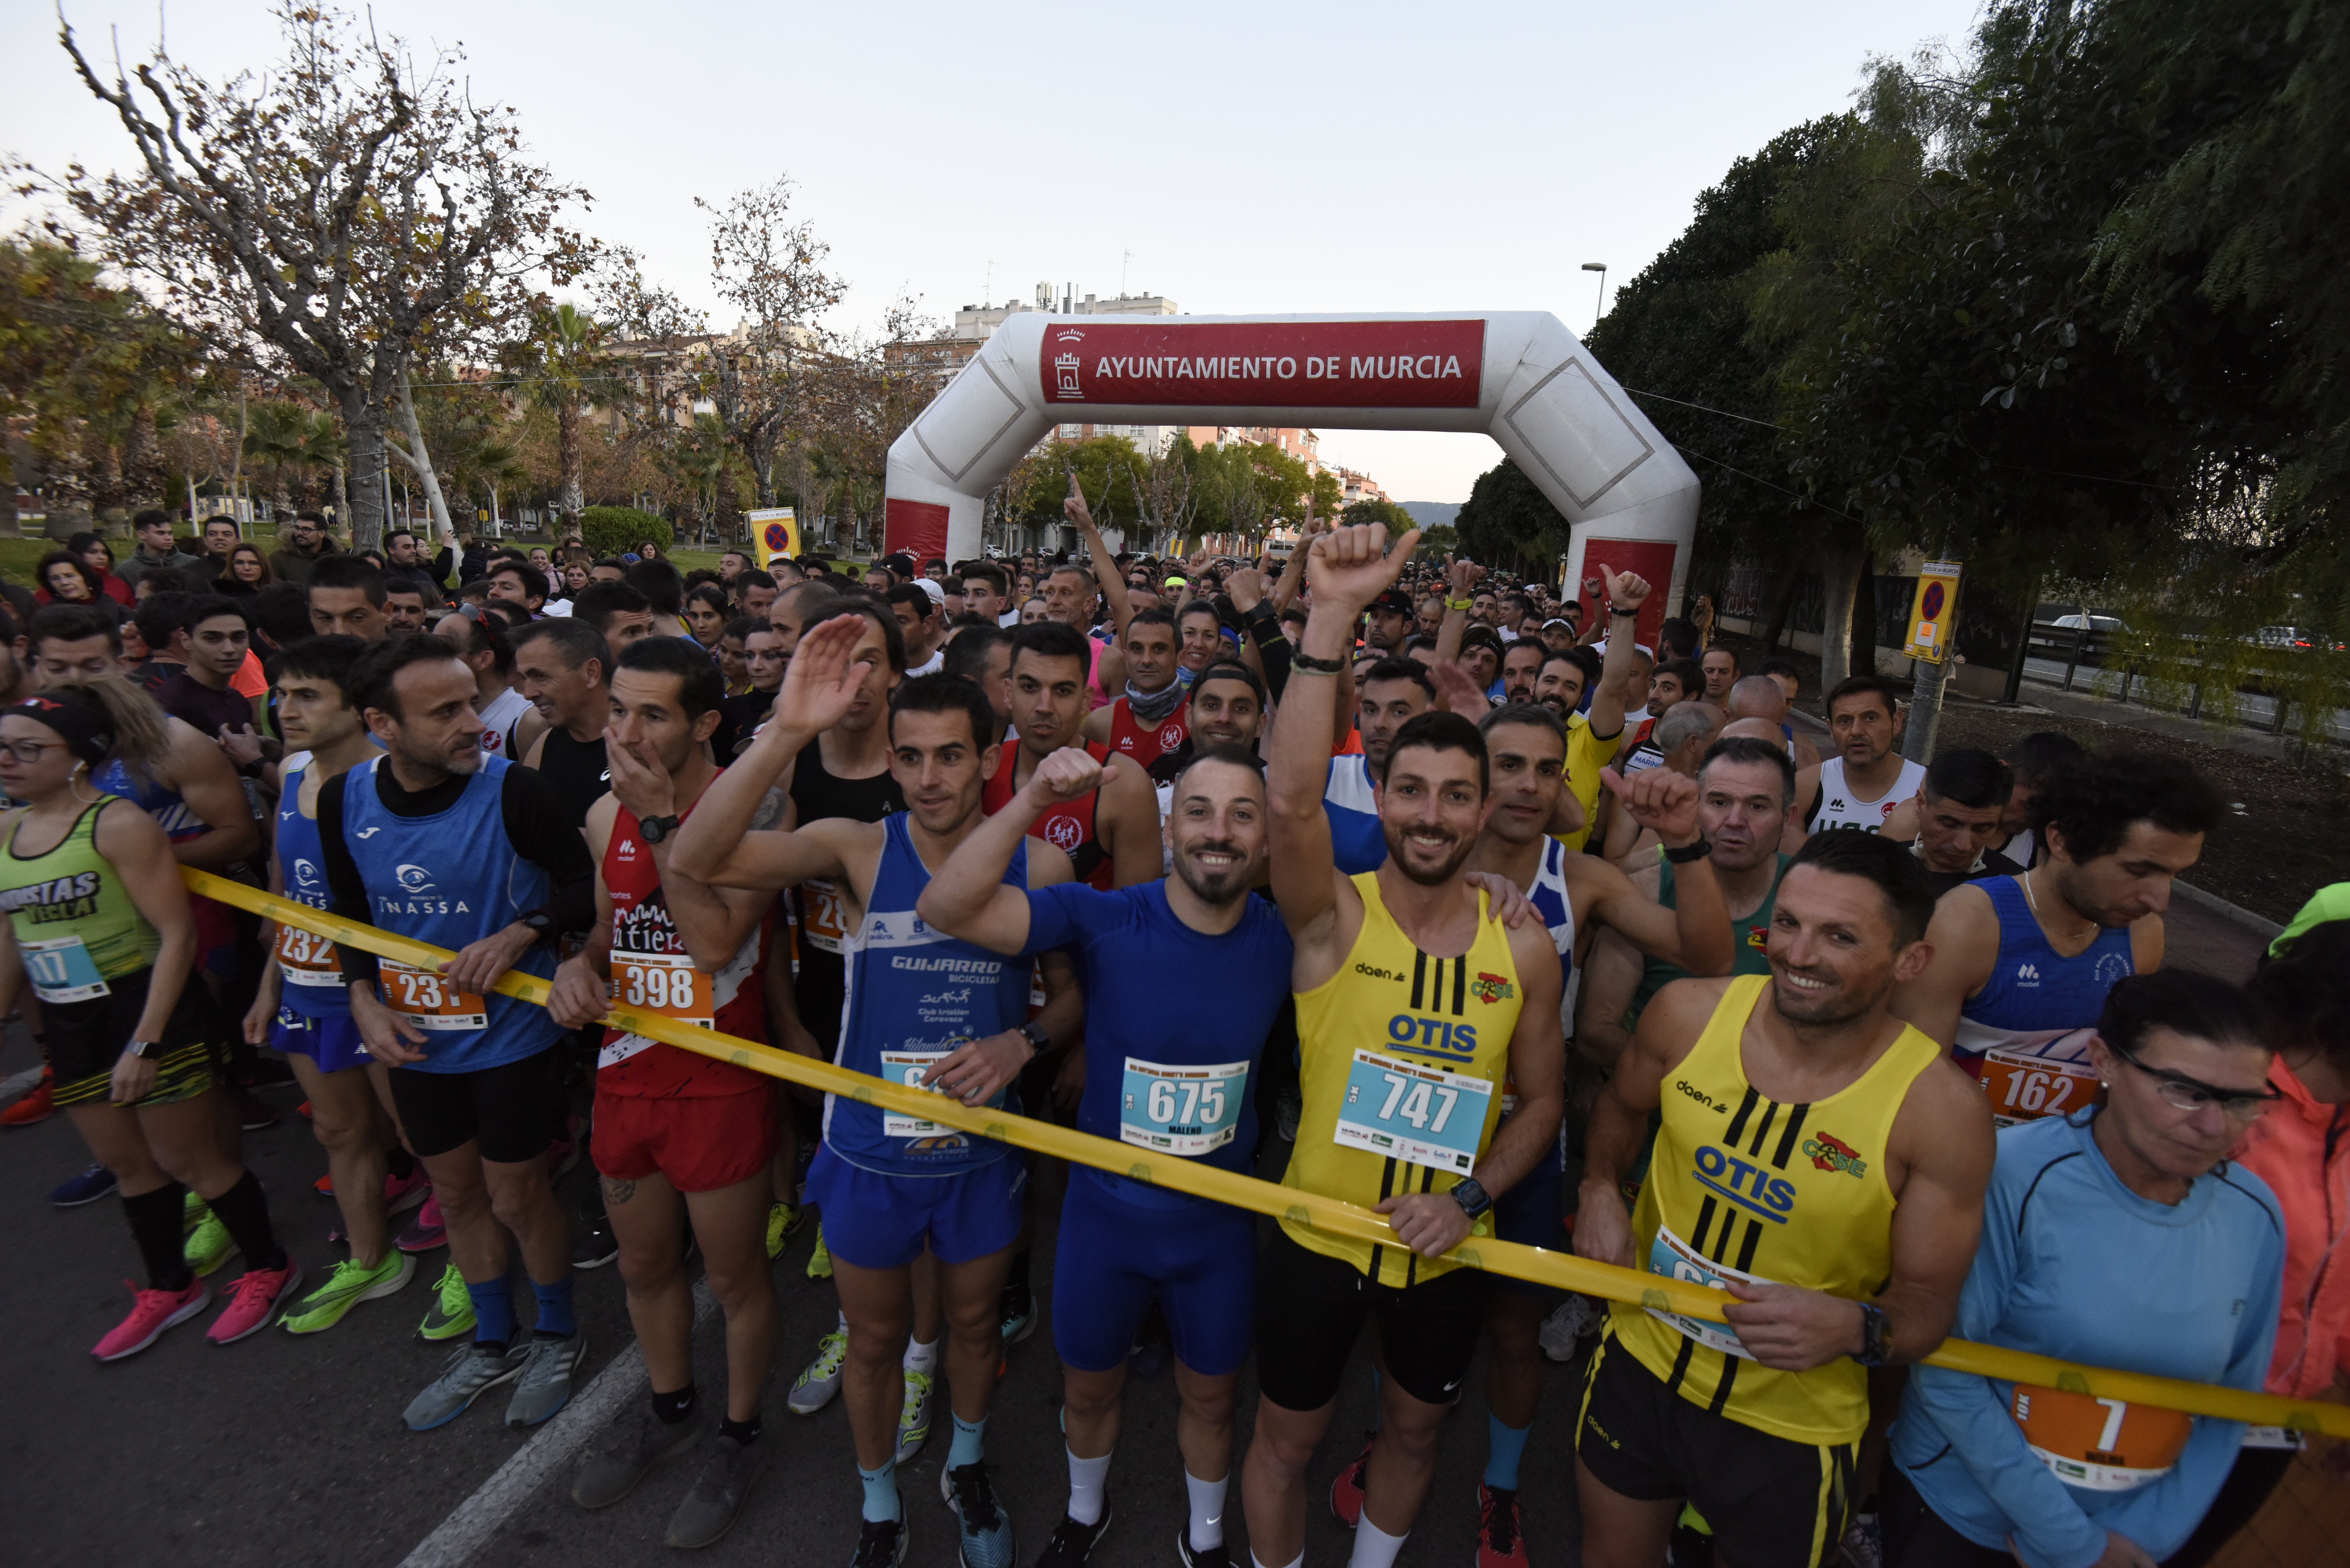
3, 493, 2346, 1568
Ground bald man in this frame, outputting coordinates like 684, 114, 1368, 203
1725, 674, 1820, 771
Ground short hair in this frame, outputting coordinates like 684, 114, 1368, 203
1657, 617, 1701, 661
885, 582, 939, 621
2100, 970, 2265, 1061
382, 578, 435, 607
1379, 709, 1489, 792
2037, 750, 2224, 863
829, 593, 910, 673
2250, 921, 2350, 1074
1010, 619, 1092, 677
616, 633, 723, 720
1654, 700, 1718, 756
384, 529, 419, 550
1359, 656, 1437, 701
1824, 674, 1901, 720
962, 562, 1009, 597
488, 559, 548, 604
249, 583, 317, 649
942, 623, 1014, 683
1701, 645, 1741, 672
1699, 735, 1797, 806
136, 566, 201, 596
625, 559, 685, 614
183, 593, 247, 634
1786, 828, 1935, 946
733, 568, 777, 597
723, 614, 766, 644
2005, 730, 2087, 787
1171, 742, 1268, 797
1478, 701, 1568, 750
348, 632, 464, 721
512, 616, 611, 681
573, 581, 652, 635
28, 602, 121, 653
1123, 605, 1178, 640
271, 634, 369, 699
890, 670, 999, 751
1922, 748, 2013, 812
1727, 674, 1788, 716
308, 554, 387, 606
1654, 658, 1704, 696
133, 591, 200, 651
132, 507, 171, 530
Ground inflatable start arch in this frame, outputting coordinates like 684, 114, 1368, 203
883, 312, 1699, 636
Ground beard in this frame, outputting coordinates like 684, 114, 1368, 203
1173, 839, 1253, 906
1383, 821, 1477, 886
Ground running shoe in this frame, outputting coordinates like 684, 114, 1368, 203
789, 1329, 849, 1414
184, 1207, 237, 1276
507, 1332, 588, 1427
404, 1340, 530, 1430
2, 1066, 54, 1126
183, 1188, 207, 1229
1476, 1483, 1529, 1568
572, 1207, 619, 1270
667, 1431, 767, 1548
385, 1166, 432, 1215
49, 1162, 118, 1207
999, 1279, 1035, 1345
940, 1461, 1016, 1568
1538, 1296, 1603, 1362
1329, 1438, 1372, 1528
807, 1226, 833, 1279
573, 1405, 697, 1508
397, 1192, 447, 1253
90, 1278, 209, 1361
284, 1252, 415, 1334
850, 1517, 908, 1568
894, 1368, 935, 1464
765, 1200, 805, 1259
1176, 1531, 1232, 1568
207, 1259, 302, 1344
418, 1262, 477, 1340
1032, 1506, 1111, 1568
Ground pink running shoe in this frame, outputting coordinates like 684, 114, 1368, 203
92, 1278, 211, 1361
385, 1167, 431, 1215
397, 1191, 446, 1253
208, 1260, 302, 1345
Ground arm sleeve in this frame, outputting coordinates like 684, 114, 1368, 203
1017, 882, 1108, 961
316, 771, 382, 989
498, 765, 597, 937
1902, 1150, 2113, 1568
1246, 608, 1292, 704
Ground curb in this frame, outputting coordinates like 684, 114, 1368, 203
2172, 879, 2284, 944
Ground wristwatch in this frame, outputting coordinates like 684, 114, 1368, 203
1664, 835, 1713, 864
520, 910, 556, 940
1018, 1019, 1052, 1055
125, 1039, 162, 1060
1853, 1301, 1892, 1366
638, 814, 682, 844
1448, 1177, 1494, 1220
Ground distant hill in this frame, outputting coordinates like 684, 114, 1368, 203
1399, 501, 1460, 531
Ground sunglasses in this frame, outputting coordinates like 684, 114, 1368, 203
2108, 1040, 2283, 1120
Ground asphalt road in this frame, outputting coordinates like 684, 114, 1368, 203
0, 1019, 1591, 1568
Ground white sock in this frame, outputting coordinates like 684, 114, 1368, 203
1066, 1447, 1112, 1526
1348, 1517, 1407, 1568
837, 1309, 849, 1334
1185, 1470, 1229, 1550
1251, 1555, 1303, 1568
903, 1336, 939, 1374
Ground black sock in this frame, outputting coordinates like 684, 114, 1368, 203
718, 1413, 762, 1446
1008, 1247, 1031, 1292
653, 1384, 698, 1425
123, 1183, 195, 1293
206, 1168, 288, 1273
386, 1145, 416, 1180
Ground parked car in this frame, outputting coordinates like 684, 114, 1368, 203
2028, 611, 2131, 665
2249, 625, 2347, 652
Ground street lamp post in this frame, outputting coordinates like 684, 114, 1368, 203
1581, 262, 1608, 333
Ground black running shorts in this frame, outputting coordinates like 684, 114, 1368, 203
1253, 1226, 1489, 1411
1576, 1325, 1858, 1568
47, 966, 219, 1110
389, 1048, 563, 1163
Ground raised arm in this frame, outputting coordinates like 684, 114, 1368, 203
917, 748, 1110, 955
1098, 748, 1162, 888
1066, 477, 1134, 644
1433, 555, 1479, 668
1581, 768, 1735, 976
1586, 563, 1653, 743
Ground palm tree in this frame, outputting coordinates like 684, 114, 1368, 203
511, 302, 606, 526
242, 401, 314, 518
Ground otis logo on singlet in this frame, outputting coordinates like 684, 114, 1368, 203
1383, 1013, 1479, 1063
1691, 1142, 1797, 1222
0, 871, 101, 923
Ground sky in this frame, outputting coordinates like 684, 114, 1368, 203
3, 0, 1988, 504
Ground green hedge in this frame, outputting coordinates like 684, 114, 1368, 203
577, 507, 673, 560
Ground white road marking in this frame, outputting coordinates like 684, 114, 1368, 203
398, 1280, 717, 1567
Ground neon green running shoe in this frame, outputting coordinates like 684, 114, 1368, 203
182, 1189, 207, 1231
418, 1262, 477, 1341
788, 1329, 848, 1414
183, 1208, 237, 1276
806, 1225, 832, 1280
284, 1252, 416, 1335
764, 1201, 805, 1261
894, 1368, 935, 1464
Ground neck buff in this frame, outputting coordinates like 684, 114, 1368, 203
1125, 676, 1187, 724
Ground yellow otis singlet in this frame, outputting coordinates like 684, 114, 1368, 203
1609, 973, 1937, 1445
1285, 871, 1524, 1288
0, 799, 160, 1000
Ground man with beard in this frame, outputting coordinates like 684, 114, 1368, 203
985, 621, 1160, 891
1573, 832, 1993, 1568
1894, 750, 2220, 1127
1361, 589, 1414, 656
919, 743, 1293, 1568
1525, 591, 1647, 852
1498, 639, 1545, 708
1081, 605, 1189, 772
1242, 522, 1567, 1568
672, 633, 1082, 1568
1791, 676, 1925, 840
320, 636, 594, 1432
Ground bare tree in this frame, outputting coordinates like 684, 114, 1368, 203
42, 4, 592, 548
694, 177, 845, 508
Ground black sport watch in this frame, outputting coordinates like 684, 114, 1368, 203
638, 814, 682, 844
1449, 1177, 1494, 1220
1852, 1301, 1892, 1366
1018, 1019, 1051, 1055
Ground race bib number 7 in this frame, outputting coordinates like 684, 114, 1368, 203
1333, 1048, 1493, 1175
380, 959, 488, 1031
2010, 1384, 2191, 1491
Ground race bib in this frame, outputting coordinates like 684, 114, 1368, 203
20, 933, 109, 1003
2009, 1384, 2192, 1490
880, 1048, 955, 1138
1333, 1048, 1493, 1175
1120, 1057, 1248, 1156
379, 958, 488, 1031
1978, 1047, 2100, 1128
1643, 1224, 1766, 1359
611, 951, 714, 1029
800, 878, 851, 955
275, 919, 344, 988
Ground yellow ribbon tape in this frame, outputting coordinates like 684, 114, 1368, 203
194, 867, 2350, 1439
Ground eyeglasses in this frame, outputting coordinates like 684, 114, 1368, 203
2109, 1040, 2283, 1120
0, 739, 67, 764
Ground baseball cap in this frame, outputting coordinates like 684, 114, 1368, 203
914, 578, 946, 608
1368, 590, 1414, 616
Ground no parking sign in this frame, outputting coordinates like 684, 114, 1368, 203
1903, 561, 1963, 663
747, 508, 797, 572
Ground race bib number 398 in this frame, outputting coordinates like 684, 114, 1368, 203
1332, 1048, 1492, 1175
380, 959, 488, 1031
611, 952, 714, 1029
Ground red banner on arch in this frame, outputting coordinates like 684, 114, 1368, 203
1038, 320, 1484, 410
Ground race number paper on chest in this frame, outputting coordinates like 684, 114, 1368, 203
1120, 1057, 1248, 1156
276, 922, 344, 988
20, 933, 108, 1003
380, 957, 488, 1031
1334, 1047, 1492, 1175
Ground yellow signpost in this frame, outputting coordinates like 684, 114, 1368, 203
1904, 560, 1964, 663
746, 507, 798, 572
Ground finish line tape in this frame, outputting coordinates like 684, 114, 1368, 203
188, 868, 2350, 1439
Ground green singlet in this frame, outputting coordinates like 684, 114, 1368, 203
0, 799, 160, 1002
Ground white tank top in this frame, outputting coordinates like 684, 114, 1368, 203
1812, 756, 1926, 834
